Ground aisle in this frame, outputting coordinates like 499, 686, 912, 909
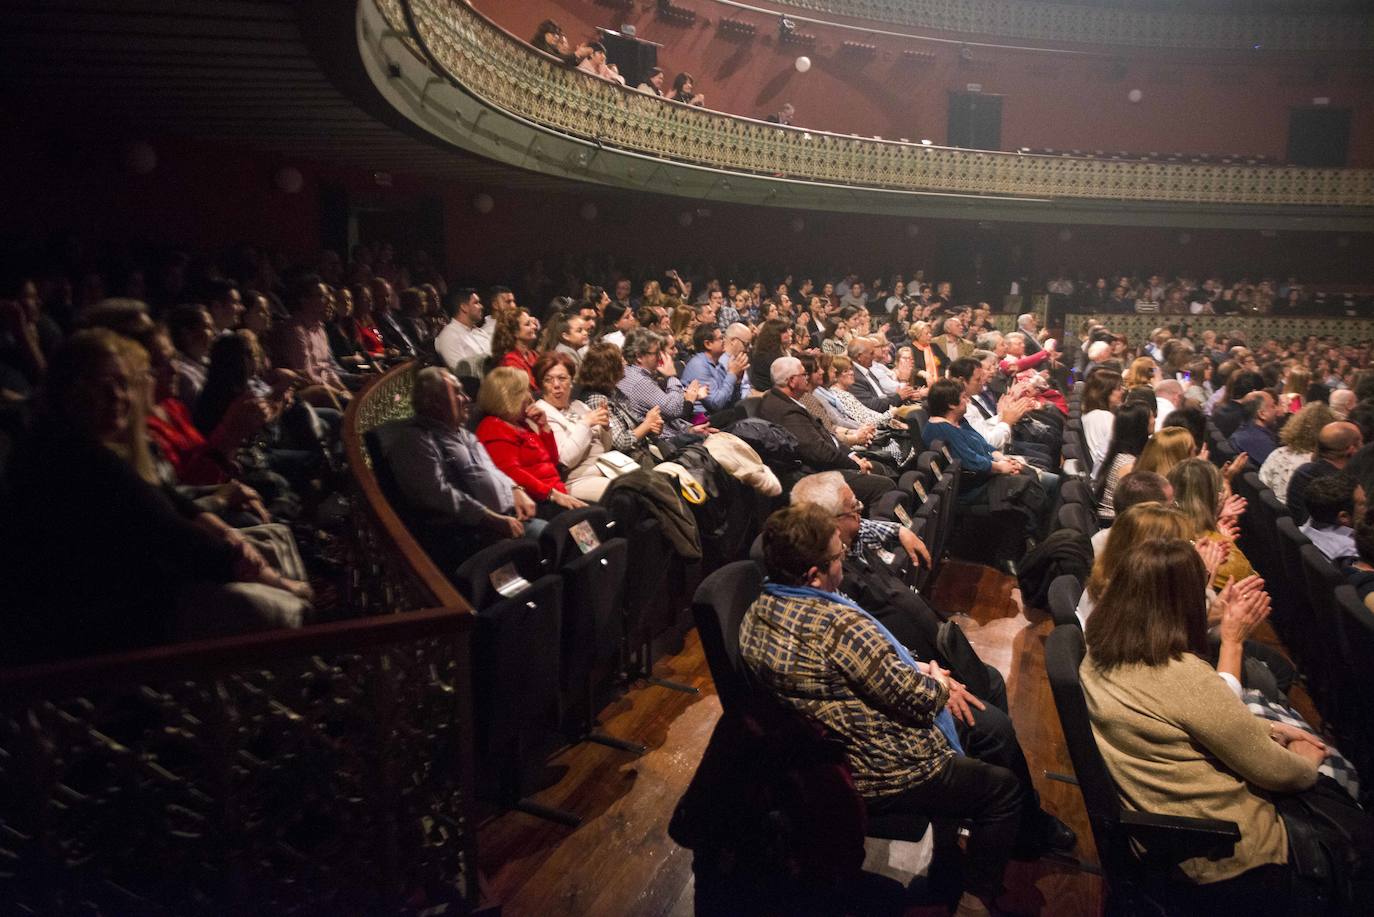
478, 560, 1109, 916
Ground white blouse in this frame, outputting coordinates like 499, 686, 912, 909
536, 398, 610, 483
1258, 446, 1312, 504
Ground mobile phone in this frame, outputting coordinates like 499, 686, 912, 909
1179, 371, 1192, 383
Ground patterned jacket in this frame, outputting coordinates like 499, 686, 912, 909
738, 590, 953, 799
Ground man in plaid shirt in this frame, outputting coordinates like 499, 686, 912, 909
740, 504, 1026, 914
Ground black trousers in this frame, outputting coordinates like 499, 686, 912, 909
865, 754, 1021, 900
841, 468, 898, 506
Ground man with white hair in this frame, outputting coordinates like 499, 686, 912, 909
758, 356, 896, 504
847, 338, 919, 412
934, 316, 973, 361
1083, 340, 1112, 378
1153, 378, 1185, 432
1331, 388, 1356, 420
1015, 313, 1042, 355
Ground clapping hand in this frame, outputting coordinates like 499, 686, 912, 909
1215, 574, 1269, 642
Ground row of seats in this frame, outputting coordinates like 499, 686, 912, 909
1046, 383, 1252, 911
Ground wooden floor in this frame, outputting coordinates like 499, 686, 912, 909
476, 559, 1310, 916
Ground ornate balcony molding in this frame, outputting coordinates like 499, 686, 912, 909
358, 0, 1374, 230
753, 0, 1374, 52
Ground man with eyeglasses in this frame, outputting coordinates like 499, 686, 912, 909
758, 355, 896, 505
681, 323, 749, 414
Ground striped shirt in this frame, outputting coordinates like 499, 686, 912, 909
739, 590, 953, 798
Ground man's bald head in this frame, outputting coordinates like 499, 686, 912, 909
1318, 421, 1363, 462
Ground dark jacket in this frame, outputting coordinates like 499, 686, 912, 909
757, 388, 853, 472
604, 468, 702, 560
848, 362, 902, 413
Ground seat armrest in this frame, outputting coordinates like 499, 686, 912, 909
1119, 810, 1240, 864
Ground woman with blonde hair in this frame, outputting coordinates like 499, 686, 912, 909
1259, 401, 1335, 503
669, 303, 696, 351
1169, 458, 1254, 589
1123, 355, 1159, 389
1078, 501, 1194, 627
476, 366, 585, 512
1134, 426, 1197, 477
641, 279, 664, 310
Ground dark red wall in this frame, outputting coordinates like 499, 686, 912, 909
475, 0, 1374, 165
2, 126, 1369, 291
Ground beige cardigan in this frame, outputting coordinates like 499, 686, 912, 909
1079, 651, 1317, 884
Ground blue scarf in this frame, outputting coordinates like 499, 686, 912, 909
763, 582, 963, 754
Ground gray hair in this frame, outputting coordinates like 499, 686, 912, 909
1017, 312, 1035, 327
1086, 340, 1111, 361
790, 471, 848, 514
412, 365, 455, 416
771, 355, 804, 387
943, 317, 962, 334
1004, 331, 1026, 344
621, 327, 662, 364
977, 331, 1003, 349
846, 339, 874, 360
1154, 378, 1184, 402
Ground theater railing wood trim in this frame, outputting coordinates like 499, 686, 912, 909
343, 358, 471, 615
366, 0, 1374, 214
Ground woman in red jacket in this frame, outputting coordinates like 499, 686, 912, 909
476, 366, 586, 511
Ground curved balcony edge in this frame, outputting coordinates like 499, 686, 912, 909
355, 0, 1374, 231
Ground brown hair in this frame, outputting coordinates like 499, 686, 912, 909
1085, 537, 1209, 672
761, 504, 838, 586
1134, 426, 1196, 477
532, 351, 577, 389
1086, 503, 1193, 603
575, 341, 626, 395
490, 307, 529, 358
1082, 369, 1123, 413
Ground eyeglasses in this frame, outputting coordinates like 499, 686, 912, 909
834, 501, 864, 520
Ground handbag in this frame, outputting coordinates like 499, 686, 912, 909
595, 450, 640, 480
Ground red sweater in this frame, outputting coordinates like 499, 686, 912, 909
147, 398, 228, 486
499, 348, 539, 390
475, 415, 565, 499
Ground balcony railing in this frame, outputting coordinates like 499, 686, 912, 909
377, 0, 1374, 209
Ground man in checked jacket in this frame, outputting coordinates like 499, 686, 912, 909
740, 504, 1056, 916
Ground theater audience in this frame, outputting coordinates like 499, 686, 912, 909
1134, 425, 1197, 477
681, 323, 749, 414
1169, 458, 1253, 589
1229, 390, 1280, 466
578, 341, 664, 462
1090, 470, 1173, 555
617, 328, 705, 438
1287, 421, 1363, 525
167, 303, 216, 403
1092, 402, 1152, 521
1079, 502, 1193, 627
1, 330, 311, 664
492, 307, 540, 389
671, 72, 705, 106
273, 274, 351, 409
758, 355, 896, 505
